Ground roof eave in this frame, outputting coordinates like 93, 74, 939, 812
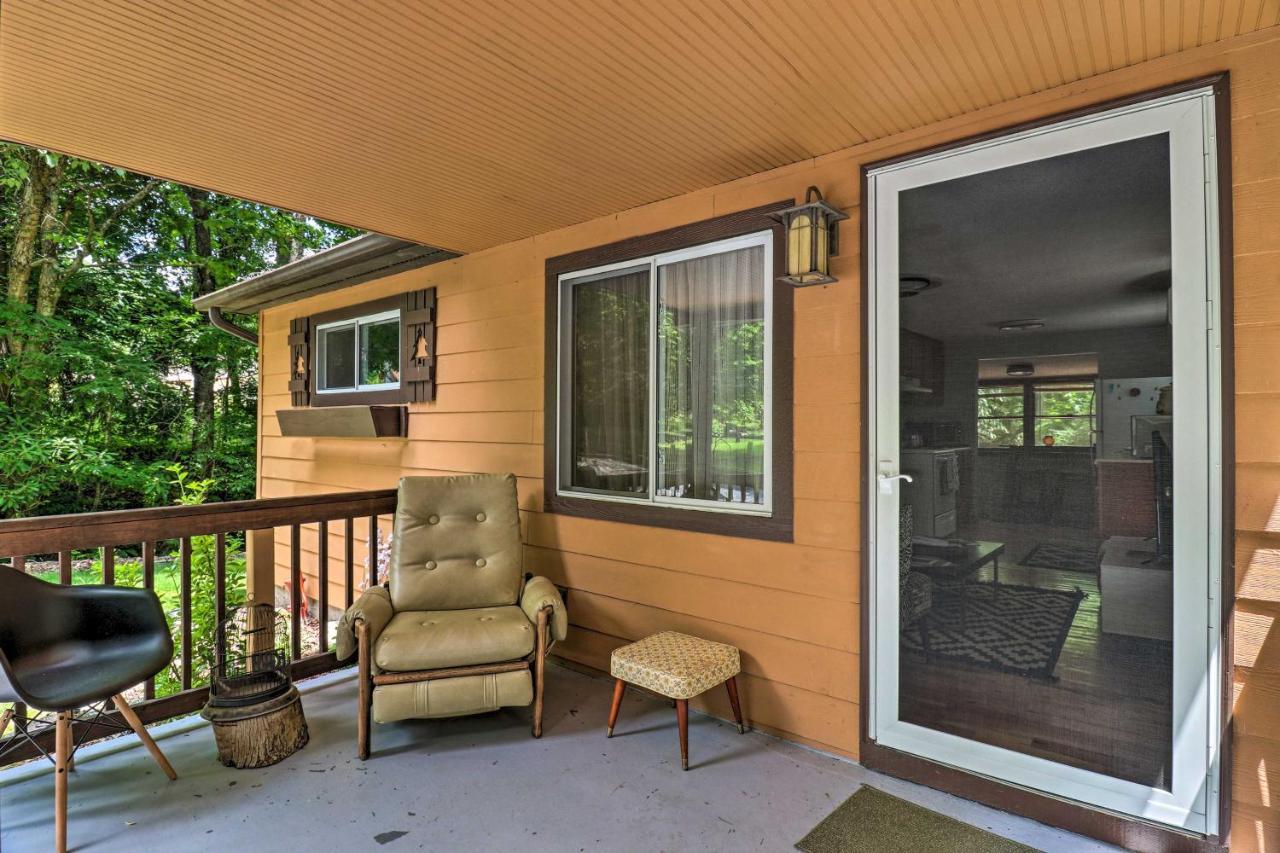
194, 233, 457, 315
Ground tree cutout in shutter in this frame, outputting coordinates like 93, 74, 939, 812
400, 287, 437, 403
287, 317, 311, 406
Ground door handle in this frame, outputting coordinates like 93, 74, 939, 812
877, 473, 913, 495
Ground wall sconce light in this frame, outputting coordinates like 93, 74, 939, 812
772, 186, 849, 287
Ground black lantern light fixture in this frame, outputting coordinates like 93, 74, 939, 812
773, 186, 849, 287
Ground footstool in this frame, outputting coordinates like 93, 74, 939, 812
606, 631, 745, 770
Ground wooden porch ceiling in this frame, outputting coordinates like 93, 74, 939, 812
1, 1, 1275, 254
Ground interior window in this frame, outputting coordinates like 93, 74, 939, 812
1032, 382, 1095, 447
316, 310, 400, 392
559, 233, 771, 514
975, 380, 1095, 449
976, 384, 1024, 448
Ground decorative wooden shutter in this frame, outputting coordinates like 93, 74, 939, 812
401, 287, 437, 402
288, 317, 311, 406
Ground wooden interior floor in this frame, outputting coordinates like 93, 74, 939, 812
899, 520, 1173, 789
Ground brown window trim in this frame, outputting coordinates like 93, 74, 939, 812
543, 201, 795, 542
858, 73, 1234, 853
307, 294, 406, 407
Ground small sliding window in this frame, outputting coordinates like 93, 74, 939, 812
315, 309, 401, 394
556, 231, 773, 516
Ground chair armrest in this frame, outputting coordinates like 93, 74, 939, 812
335, 586, 394, 661
520, 576, 567, 642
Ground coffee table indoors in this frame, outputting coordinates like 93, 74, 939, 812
909, 540, 1006, 630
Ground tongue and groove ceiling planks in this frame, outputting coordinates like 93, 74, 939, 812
1, 0, 1275, 252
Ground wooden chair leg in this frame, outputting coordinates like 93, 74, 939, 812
606, 679, 626, 737
111, 695, 177, 781
725, 677, 745, 734
55, 710, 70, 853
675, 698, 689, 771
356, 619, 372, 760
0, 707, 12, 742
532, 606, 549, 739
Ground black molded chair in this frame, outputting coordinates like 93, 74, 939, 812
0, 568, 178, 853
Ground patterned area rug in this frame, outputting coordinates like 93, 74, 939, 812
1020, 542, 1097, 573
902, 581, 1085, 680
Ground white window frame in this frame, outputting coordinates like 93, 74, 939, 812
555, 230, 774, 517
314, 308, 401, 394
865, 87, 1222, 834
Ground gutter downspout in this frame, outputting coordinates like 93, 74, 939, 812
207, 306, 258, 345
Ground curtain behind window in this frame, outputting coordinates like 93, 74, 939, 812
570, 269, 650, 495
657, 245, 765, 505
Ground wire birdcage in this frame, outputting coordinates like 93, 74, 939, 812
208, 603, 292, 708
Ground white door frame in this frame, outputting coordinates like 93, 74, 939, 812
865, 87, 1223, 835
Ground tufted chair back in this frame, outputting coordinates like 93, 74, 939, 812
390, 474, 524, 612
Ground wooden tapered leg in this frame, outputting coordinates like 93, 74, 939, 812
606, 679, 626, 737
724, 677, 745, 734
0, 707, 12, 742
55, 711, 70, 853
675, 699, 689, 771
356, 619, 372, 760
532, 606, 549, 738
111, 695, 177, 781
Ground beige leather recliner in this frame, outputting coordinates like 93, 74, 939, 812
338, 473, 568, 759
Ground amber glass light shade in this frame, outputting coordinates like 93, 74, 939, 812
774, 186, 846, 286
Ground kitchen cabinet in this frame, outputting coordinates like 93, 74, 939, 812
900, 329, 943, 396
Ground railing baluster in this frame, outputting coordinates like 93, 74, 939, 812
290, 524, 302, 662
368, 514, 378, 589
318, 520, 329, 653
214, 533, 226, 670
180, 538, 192, 690
0, 489, 401, 768
143, 540, 156, 700
344, 518, 354, 608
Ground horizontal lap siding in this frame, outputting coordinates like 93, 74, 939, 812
257, 30, 1280, 846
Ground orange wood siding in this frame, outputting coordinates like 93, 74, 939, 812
259, 29, 1280, 849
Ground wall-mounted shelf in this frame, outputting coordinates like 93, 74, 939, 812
276, 405, 406, 438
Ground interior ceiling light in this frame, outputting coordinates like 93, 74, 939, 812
1007, 363, 1035, 377
997, 319, 1045, 331
899, 275, 933, 297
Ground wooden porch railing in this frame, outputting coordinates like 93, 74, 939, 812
0, 488, 397, 766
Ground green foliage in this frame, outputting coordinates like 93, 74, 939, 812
976, 383, 1095, 448
149, 464, 248, 695
0, 140, 359, 519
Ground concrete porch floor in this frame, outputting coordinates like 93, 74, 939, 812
0, 662, 1120, 852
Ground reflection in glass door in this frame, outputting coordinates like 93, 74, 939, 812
867, 90, 1221, 834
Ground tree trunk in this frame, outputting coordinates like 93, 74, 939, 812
186, 188, 217, 469
34, 157, 67, 318
202, 686, 309, 768
275, 211, 306, 266
6, 151, 54, 306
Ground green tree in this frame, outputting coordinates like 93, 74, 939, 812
0, 142, 359, 517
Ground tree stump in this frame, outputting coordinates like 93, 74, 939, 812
201, 685, 309, 768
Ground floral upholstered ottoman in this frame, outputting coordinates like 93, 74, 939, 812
605, 631, 745, 770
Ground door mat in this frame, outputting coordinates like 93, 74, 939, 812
1020, 542, 1097, 573
901, 581, 1085, 680
797, 786, 1041, 853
